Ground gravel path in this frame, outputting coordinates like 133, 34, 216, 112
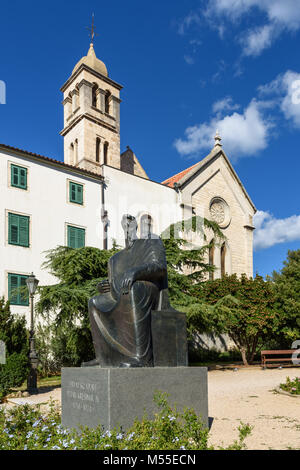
208, 366, 300, 450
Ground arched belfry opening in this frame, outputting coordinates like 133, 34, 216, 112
105, 90, 111, 114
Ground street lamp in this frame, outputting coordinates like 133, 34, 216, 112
26, 272, 39, 394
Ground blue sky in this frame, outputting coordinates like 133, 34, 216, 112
1, 0, 300, 277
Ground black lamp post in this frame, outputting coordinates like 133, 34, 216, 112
26, 272, 39, 394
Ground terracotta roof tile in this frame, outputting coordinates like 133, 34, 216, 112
161, 161, 199, 187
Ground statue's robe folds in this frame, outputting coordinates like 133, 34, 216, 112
88, 238, 169, 367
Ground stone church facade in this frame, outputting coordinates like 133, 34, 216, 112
0, 42, 256, 324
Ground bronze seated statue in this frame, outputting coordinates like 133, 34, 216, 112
83, 214, 187, 368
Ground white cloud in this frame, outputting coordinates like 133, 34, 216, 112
241, 24, 278, 56
212, 96, 240, 114
174, 100, 270, 160
258, 70, 300, 127
254, 210, 300, 250
207, 0, 300, 28
204, 0, 300, 56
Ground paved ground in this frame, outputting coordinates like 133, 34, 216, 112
3, 366, 300, 450
208, 366, 300, 450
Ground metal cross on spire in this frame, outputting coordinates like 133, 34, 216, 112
87, 13, 98, 44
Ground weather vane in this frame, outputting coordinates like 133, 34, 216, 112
87, 13, 98, 44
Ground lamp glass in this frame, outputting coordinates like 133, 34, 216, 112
26, 273, 39, 296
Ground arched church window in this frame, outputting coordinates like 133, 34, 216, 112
96, 137, 101, 163
221, 242, 226, 278
105, 91, 111, 114
103, 142, 109, 165
140, 214, 152, 239
209, 239, 214, 281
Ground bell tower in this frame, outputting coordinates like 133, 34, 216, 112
60, 34, 122, 174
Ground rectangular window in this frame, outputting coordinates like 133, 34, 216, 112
69, 182, 83, 205
8, 213, 30, 247
67, 225, 85, 249
8, 273, 29, 306
11, 164, 27, 189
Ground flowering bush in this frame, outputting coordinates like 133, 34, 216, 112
280, 376, 300, 395
0, 393, 252, 450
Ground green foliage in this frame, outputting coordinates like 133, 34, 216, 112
36, 320, 95, 371
272, 249, 300, 344
0, 393, 251, 450
0, 297, 27, 355
0, 297, 29, 400
0, 353, 28, 400
280, 376, 300, 395
162, 216, 224, 306
189, 274, 279, 365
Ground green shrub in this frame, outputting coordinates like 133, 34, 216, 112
0, 297, 29, 400
0, 353, 29, 400
0, 392, 252, 450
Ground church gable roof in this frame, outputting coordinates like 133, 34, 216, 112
162, 146, 256, 212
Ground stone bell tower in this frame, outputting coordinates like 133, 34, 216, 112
60, 40, 122, 174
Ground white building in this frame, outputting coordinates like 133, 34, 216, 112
0, 41, 256, 323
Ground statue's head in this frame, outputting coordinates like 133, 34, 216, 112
121, 214, 138, 248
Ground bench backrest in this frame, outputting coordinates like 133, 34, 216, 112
261, 350, 297, 355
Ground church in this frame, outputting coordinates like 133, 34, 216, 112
0, 40, 256, 323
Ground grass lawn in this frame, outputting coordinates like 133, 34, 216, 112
10, 375, 61, 393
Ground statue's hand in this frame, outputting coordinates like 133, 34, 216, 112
121, 270, 136, 292
98, 279, 110, 294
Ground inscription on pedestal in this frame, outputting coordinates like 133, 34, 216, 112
66, 380, 100, 414
62, 369, 109, 429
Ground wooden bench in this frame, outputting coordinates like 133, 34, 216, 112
261, 350, 300, 369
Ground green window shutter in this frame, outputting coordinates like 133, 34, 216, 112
19, 168, 27, 189
8, 213, 19, 244
76, 227, 85, 248
8, 274, 29, 306
8, 274, 19, 304
67, 226, 85, 248
12, 166, 19, 186
11, 165, 27, 189
19, 216, 29, 247
69, 182, 83, 204
76, 185, 83, 204
20, 276, 29, 305
8, 213, 29, 247
68, 225, 76, 248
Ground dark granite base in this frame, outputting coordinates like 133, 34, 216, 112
61, 367, 208, 431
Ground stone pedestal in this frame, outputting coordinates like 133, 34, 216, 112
61, 367, 208, 431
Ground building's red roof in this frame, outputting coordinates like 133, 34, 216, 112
161, 161, 199, 188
